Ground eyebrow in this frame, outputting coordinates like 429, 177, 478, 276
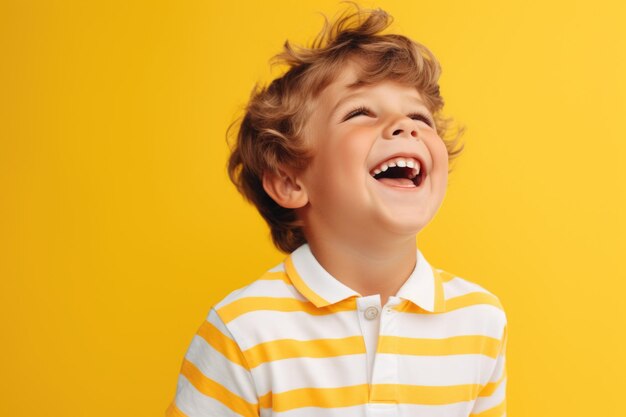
330, 83, 429, 119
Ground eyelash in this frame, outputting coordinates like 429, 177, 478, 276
344, 106, 434, 127
344, 106, 372, 120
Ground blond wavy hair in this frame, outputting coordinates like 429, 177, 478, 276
227, 4, 464, 253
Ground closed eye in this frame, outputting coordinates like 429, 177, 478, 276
343, 106, 372, 121
408, 113, 435, 128
344, 106, 435, 128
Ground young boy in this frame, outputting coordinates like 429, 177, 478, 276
167, 6, 507, 417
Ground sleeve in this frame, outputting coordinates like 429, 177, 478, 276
165, 308, 259, 417
469, 322, 508, 417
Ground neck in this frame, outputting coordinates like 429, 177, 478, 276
305, 233, 418, 306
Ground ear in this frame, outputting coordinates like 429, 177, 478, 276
262, 168, 309, 209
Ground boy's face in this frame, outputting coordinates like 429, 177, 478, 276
294, 63, 449, 243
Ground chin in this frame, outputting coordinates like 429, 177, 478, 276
377, 212, 433, 238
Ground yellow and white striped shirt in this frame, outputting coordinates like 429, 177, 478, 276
166, 244, 507, 417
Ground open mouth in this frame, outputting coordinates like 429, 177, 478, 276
369, 156, 425, 188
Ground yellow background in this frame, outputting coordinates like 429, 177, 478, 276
1, 0, 625, 416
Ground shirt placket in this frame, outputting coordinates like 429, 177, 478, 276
367, 296, 401, 417
356, 295, 382, 385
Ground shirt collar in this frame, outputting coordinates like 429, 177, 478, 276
284, 243, 444, 312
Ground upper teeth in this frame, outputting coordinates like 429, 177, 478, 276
371, 157, 421, 178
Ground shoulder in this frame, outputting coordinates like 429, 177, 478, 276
210, 261, 304, 323
203, 261, 308, 350
436, 268, 507, 335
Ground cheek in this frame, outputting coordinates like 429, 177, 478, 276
340, 126, 375, 157
428, 135, 449, 169
322, 129, 372, 169
425, 135, 449, 194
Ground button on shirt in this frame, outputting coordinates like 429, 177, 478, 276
167, 244, 507, 417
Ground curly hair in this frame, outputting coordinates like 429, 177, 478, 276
227, 4, 464, 253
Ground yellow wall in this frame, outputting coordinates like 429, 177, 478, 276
2, 0, 624, 416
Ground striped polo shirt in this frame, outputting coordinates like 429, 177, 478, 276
166, 243, 507, 417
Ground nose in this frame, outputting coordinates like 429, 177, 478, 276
382, 115, 419, 140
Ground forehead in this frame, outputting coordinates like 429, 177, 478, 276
317, 61, 425, 106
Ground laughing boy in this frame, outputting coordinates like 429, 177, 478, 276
167, 5, 507, 417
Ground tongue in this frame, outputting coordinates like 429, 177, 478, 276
378, 177, 416, 187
